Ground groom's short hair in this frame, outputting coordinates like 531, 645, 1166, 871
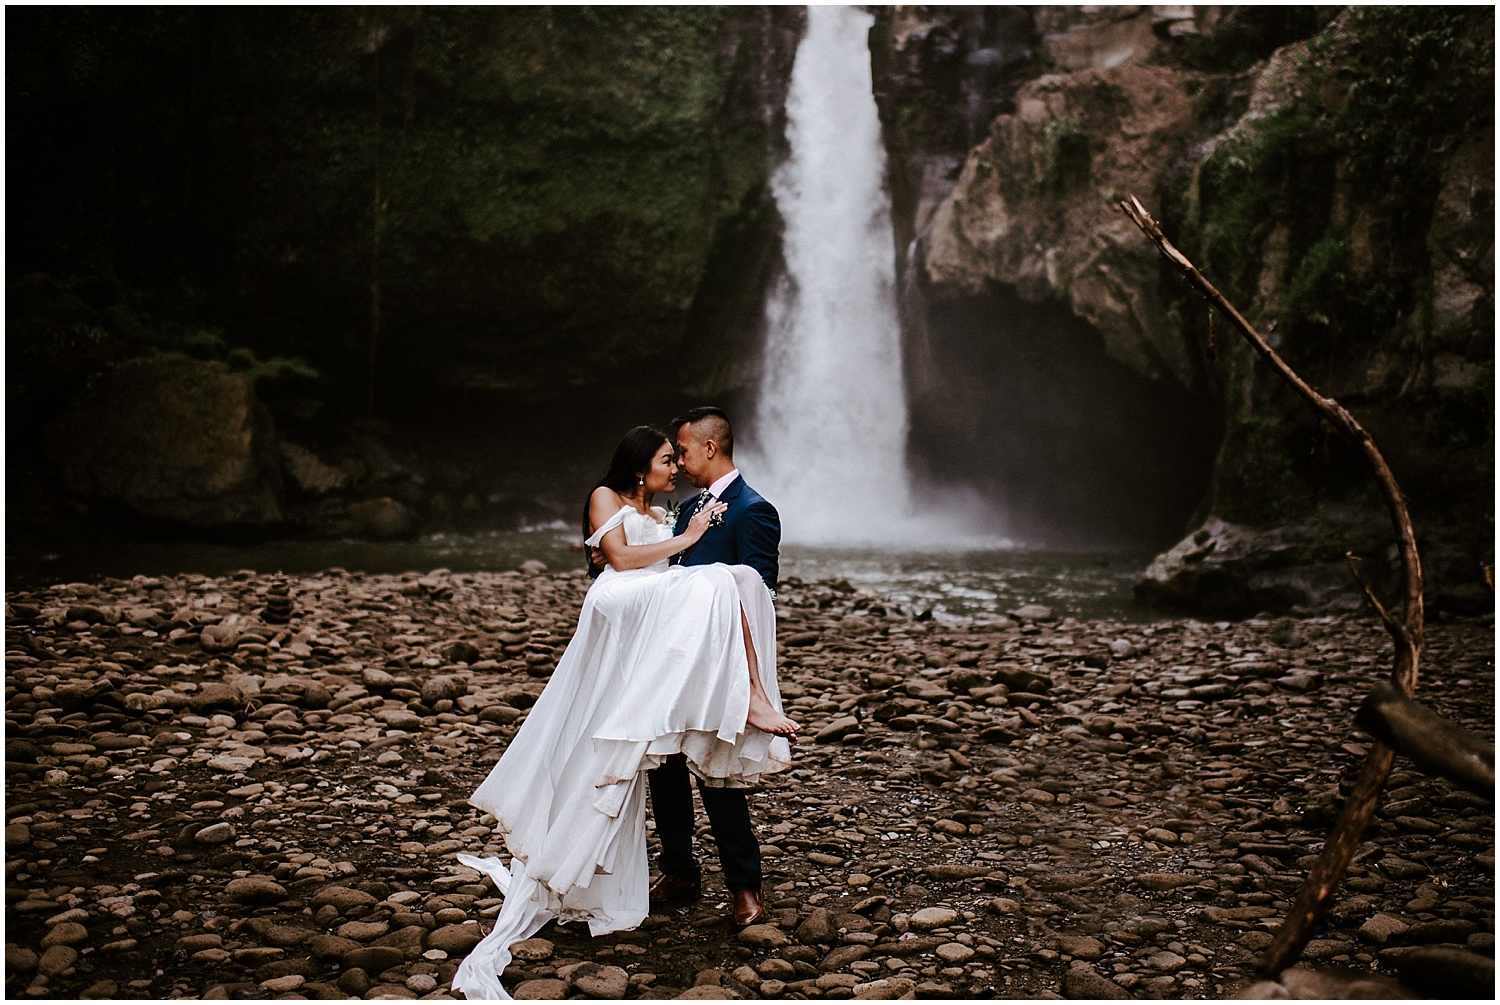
672, 406, 734, 457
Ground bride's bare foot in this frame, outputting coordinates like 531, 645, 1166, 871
748, 693, 799, 736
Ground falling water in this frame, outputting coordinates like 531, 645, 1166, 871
744, 5, 911, 545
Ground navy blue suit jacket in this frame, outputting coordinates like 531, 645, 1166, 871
672, 475, 780, 594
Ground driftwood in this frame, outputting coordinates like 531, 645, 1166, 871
1356, 682, 1495, 797
1117, 196, 1426, 979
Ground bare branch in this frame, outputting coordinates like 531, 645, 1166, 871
1345, 552, 1404, 640
1356, 682, 1495, 797
1117, 196, 1429, 980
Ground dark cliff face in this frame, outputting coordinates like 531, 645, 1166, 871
870, 6, 1493, 560
7, 7, 804, 428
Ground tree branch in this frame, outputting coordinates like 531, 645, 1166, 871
1118, 196, 1427, 980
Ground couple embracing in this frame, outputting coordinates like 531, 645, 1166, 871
453, 407, 800, 1000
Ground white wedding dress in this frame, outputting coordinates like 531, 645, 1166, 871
452, 505, 792, 1000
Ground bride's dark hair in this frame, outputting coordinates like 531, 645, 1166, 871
582, 425, 671, 578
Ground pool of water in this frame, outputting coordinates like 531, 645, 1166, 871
6, 525, 1158, 622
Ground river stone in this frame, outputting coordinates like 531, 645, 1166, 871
511, 938, 556, 961
757, 958, 797, 980
336, 920, 390, 942
797, 907, 837, 945
43, 356, 283, 527
514, 978, 570, 999
421, 675, 468, 705
1146, 950, 1186, 972
935, 943, 974, 963
1055, 935, 1105, 960
343, 946, 404, 972
6, 946, 38, 974
224, 876, 287, 904
1135, 873, 1199, 891
40, 923, 88, 948
923, 863, 990, 881
908, 908, 958, 931
372, 925, 427, 959
427, 923, 484, 954
852, 977, 918, 999
244, 919, 313, 947
312, 886, 378, 912
1358, 913, 1409, 944
1062, 965, 1132, 999
1011, 604, 1055, 621
259, 974, 305, 992
822, 945, 869, 970
194, 822, 235, 844
570, 962, 629, 998
307, 934, 360, 960
190, 682, 242, 711
816, 716, 861, 743
37, 945, 78, 977
738, 924, 788, 949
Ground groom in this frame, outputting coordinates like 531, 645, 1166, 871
649, 405, 779, 927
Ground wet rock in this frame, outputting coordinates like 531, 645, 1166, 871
41, 923, 88, 948
571, 962, 630, 998
852, 977, 918, 999
194, 822, 235, 844
37, 945, 78, 977
443, 641, 483, 665
738, 924, 789, 949
343, 946, 404, 972
796, 908, 837, 945
1357, 913, 1409, 945
428, 923, 484, 954
421, 675, 469, 705
223, 877, 288, 905
511, 938, 556, 961
1055, 934, 1105, 959
43, 356, 283, 527
514, 978, 570, 999
907, 907, 958, 931
816, 716, 861, 743
7, 946, 39, 973
1063, 964, 1133, 999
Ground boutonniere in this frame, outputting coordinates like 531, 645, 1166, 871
662, 500, 682, 531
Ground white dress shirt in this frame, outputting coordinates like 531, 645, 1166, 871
704, 468, 740, 502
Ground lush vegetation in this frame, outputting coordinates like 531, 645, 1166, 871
7, 7, 792, 445
1180, 6, 1494, 526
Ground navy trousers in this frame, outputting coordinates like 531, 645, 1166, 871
648, 753, 762, 891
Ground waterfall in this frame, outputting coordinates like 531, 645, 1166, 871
743, 5, 911, 545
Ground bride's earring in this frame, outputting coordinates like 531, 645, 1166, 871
638, 477, 644, 486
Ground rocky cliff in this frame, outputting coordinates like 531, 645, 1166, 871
872, 6, 1494, 611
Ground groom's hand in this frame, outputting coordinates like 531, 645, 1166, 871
589, 546, 606, 569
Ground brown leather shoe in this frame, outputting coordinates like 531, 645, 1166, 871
648, 871, 702, 908
732, 887, 767, 927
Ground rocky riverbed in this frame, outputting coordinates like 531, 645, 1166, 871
5, 568, 1494, 999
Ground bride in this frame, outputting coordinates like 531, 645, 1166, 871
452, 425, 798, 1000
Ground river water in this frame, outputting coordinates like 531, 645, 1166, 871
7, 525, 1155, 623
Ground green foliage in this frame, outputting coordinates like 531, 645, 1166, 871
1039, 115, 1091, 192
1183, 8, 1494, 526
1283, 232, 1347, 326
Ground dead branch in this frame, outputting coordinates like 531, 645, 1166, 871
1345, 552, 1401, 636
1356, 682, 1495, 797
1117, 196, 1426, 979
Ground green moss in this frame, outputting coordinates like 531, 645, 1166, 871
1039, 115, 1091, 192
1178, 8, 1493, 527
